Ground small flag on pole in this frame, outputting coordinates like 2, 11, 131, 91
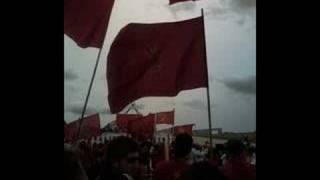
156, 110, 174, 125
173, 124, 194, 136
116, 114, 143, 132
128, 114, 155, 140
65, 114, 101, 142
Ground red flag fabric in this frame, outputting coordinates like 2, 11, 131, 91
64, 0, 115, 48
174, 124, 194, 136
169, 0, 198, 5
107, 17, 207, 113
156, 111, 174, 125
128, 114, 155, 140
116, 114, 143, 132
65, 114, 101, 142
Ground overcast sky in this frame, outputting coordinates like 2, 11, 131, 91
64, 0, 256, 133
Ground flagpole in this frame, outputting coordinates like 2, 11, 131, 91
76, 36, 107, 140
153, 113, 157, 142
171, 109, 175, 143
201, 8, 214, 149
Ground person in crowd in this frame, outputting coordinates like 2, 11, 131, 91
141, 140, 156, 179
247, 146, 256, 167
64, 147, 89, 180
206, 148, 221, 168
151, 144, 165, 170
78, 140, 98, 180
140, 141, 152, 170
222, 139, 256, 180
97, 136, 143, 180
242, 136, 249, 146
191, 144, 205, 163
104, 137, 109, 144
153, 133, 193, 180
180, 161, 226, 180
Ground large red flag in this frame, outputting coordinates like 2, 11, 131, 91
64, 0, 115, 48
128, 114, 155, 140
169, 0, 198, 5
116, 114, 143, 132
107, 17, 207, 113
156, 110, 174, 125
65, 114, 101, 142
174, 124, 194, 136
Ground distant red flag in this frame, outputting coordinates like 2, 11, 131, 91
65, 114, 101, 142
156, 111, 174, 125
169, 0, 198, 5
174, 124, 194, 136
64, 0, 115, 48
128, 114, 155, 140
116, 114, 143, 132
107, 17, 207, 113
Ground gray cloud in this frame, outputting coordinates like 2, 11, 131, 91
68, 103, 96, 115
183, 100, 215, 110
206, 0, 255, 23
219, 76, 256, 95
168, 1, 197, 12
236, 18, 246, 26
228, 0, 255, 17
135, 103, 145, 110
65, 83, 77, 91
100, 74, 106, 81
164, 2, 196, 20
230, 0, 256, 10
67, 101, 110, 116
100, 108, 111, 114
65, 69, 79, 81
209, 75, 216, 82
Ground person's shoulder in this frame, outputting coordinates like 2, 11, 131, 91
156, 161, 173, 170
121, 174, 134, 180
158, 160, 172, 165
156, 160, 172, 167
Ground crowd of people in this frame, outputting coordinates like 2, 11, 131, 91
64, 134, 256, 180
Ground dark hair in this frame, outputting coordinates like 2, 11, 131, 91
181, 161, 226, 180
173, 133, 193, 159
206, 147, 217, 159
64, 149, 87, 180
105, 136, 139, 163
162, 137, 166, 143
225, 139, 245, 157
98, 137, 139, 180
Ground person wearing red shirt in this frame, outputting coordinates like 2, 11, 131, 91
153, 133, 193, 180
222, 139, 256, 180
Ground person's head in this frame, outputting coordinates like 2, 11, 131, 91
247, 146, 255, 156
225, 139, 245, 158
173, 133, 193, 159
162, 137, 166, 143
64, 148, 88, 180
181, 161, 226, 180
206, 147, 217, 159
104, 136, 140, 177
